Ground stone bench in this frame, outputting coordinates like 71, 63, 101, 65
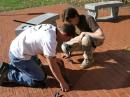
85, 1, 123, 21
15, 12, 59, 35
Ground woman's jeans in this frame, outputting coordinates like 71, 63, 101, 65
8, 52, 46, 87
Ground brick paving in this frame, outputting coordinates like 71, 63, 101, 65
0, 4, 130, 97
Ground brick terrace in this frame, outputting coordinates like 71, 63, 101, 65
0, 4, 130, 97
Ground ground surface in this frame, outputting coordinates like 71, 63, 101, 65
0, 4, 130, 97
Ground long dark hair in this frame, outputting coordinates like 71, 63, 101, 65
62, 7, 79, 22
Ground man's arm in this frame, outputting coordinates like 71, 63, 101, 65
45, 56, 69, 92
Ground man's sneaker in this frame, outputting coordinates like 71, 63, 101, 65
0, 62, 9, 85
80, 58, 94, 69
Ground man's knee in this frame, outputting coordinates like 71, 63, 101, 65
25, 73, 47, 87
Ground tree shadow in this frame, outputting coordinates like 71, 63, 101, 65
68, 49, 130, 90
2, 49, 130, 91
38, 49, 130, 91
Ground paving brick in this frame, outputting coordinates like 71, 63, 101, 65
0, 4, 130, 97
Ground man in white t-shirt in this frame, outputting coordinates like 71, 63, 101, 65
0, 23, 77, 92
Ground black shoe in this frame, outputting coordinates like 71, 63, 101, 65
0, 62, 9, 85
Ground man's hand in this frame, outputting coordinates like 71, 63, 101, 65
60, 81, 70, 92
46, 57, 70, 92
55, 58, 70, 92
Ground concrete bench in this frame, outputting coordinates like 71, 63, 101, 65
15, 12, 59, 35
85, 1, 123, 21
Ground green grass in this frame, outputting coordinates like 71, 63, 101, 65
0, 0, 103, 12
0, 0, 129, 12
0, 0, 70, 12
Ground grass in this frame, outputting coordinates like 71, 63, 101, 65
0, 0, 69, 12
0, 0, 102, 12
0, 0, 130, 12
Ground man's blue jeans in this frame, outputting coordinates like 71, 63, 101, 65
8, 52, 46, 87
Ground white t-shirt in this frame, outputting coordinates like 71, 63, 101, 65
10, 24, 57, 60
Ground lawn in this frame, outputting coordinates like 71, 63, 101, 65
0, 0, 70, 12
0, 0, 101, 12
0, 0, 129, 12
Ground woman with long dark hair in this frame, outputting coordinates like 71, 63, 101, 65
61, 7, 105, 69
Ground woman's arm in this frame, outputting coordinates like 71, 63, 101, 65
65, 32, 86, 45
82, 28, 105, 40
65, 28, 105, 45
